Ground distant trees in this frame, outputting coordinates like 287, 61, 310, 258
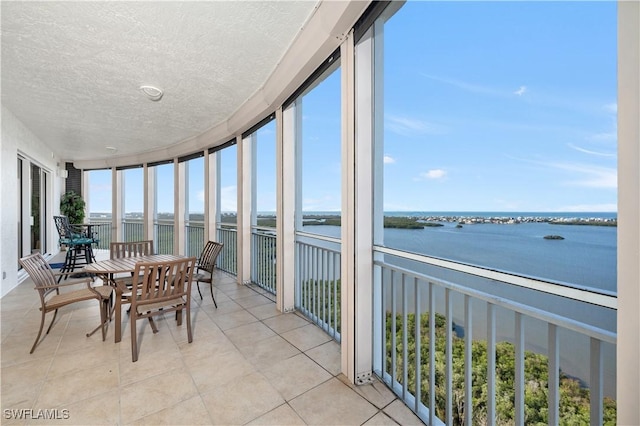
386, 312, 616, 425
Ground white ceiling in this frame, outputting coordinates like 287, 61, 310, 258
1, 1, 364, 165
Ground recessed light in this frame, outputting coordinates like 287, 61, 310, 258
105, 146, 118, 153
140, 85, 163, 101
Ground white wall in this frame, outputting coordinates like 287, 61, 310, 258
1, 106, 64, 297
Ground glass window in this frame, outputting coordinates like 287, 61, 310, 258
299, 61, 342, 238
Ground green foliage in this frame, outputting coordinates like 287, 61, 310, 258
385, 311, 616, 425
60, 191, 85, 224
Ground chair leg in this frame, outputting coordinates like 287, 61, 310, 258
186, 304, 193, 344
131, 312, 138, 362
210, 284, 217, 308
196, 281, 203, 299
30, 311, 47, 354
45, 309, 58, 334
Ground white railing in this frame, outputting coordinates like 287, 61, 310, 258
251, 226, 277, 294
373, 246, 616, 426
295, 231, 342, 342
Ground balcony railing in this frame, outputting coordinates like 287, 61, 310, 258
88, 220, 112, 250
122, 219, 144, 243
295, 232, 341, 342
186, 222, 204, 258
217, 225, 237, 275
373, 246, 617, 426
154, 221, 174, 254
251, 226, 277, 294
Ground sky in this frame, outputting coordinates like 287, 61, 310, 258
88, 1, 617, 214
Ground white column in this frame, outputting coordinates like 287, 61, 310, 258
341, 29, 374, 385
237, 134, 252, 284
617, 1, 640, 423
205, 149, 219, 242
112, 167, 121, 244
277, 106, 296, 312
143, 164, 155, 242
175, 159, 185, 255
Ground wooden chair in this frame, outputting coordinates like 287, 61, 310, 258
117, 257, 196, 362
19, 252, 112, 353
193, 241, 224, 307
110, 240, 154, 259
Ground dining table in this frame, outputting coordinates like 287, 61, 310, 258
83, 254, 187, 343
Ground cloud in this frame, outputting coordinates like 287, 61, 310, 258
568, 143, 616, 157
514, 86, 527, 96
421, 73, 502, 96
551, 163, 617, 189
383, 155, 396, 164
420, 169, 447, 180
603, 103, 617, 114
197, 189, 205, 202
385, 114, 445, 137
220, 185, 237, 212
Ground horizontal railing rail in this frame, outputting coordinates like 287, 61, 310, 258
373, 250, 617, 426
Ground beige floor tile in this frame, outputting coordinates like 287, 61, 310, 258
179, 331, 238, 367
224, 321, 276, 348
363, 412, 401, 425
383, 400, 425, 425
281, 323, 332, 352
305, 340, 341, 376
234, 293, 273, 309
337, 375, 397, 410
246, 302, 282, 320
34, 390, 120, 425
119, 345, 183, 386
127, 395, 212, 425
187, 349, 256, 394
239, 335, 301, 371
120, 367, 198, 424
246, 403, 306, 425
0, 356, 53, 394
262, 353, 332, 401
35, 364, 119, 408
47, 342, 119, 378
289, 378, 377, 425
200, 371, 285, 425
262, 313, 310, 334
210, 309, 258, 331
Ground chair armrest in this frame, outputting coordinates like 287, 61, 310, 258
33, 277, 94, 290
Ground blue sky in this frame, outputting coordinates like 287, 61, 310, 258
88, 1, 617, 214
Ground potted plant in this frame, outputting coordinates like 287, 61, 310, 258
60, 190, 86, 224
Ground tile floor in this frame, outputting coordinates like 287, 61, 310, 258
1, 251, 424, 425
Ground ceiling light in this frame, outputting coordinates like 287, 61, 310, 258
140, 85, 163, 101
105, 146, 118, 153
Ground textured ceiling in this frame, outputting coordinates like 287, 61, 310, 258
1, 1, 319, 162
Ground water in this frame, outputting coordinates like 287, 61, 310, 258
303, 211, 618, 396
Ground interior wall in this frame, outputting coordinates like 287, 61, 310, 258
1, 106, 64, 297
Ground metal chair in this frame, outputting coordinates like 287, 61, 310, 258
193, 241, 224, 307
19, 252, 112, 353
53, 215, 95, 281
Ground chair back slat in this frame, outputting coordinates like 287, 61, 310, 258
110, 240, 154, 259
132, 257, 195, 305
198, 241, 224, 273
19, 253, 59, 299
